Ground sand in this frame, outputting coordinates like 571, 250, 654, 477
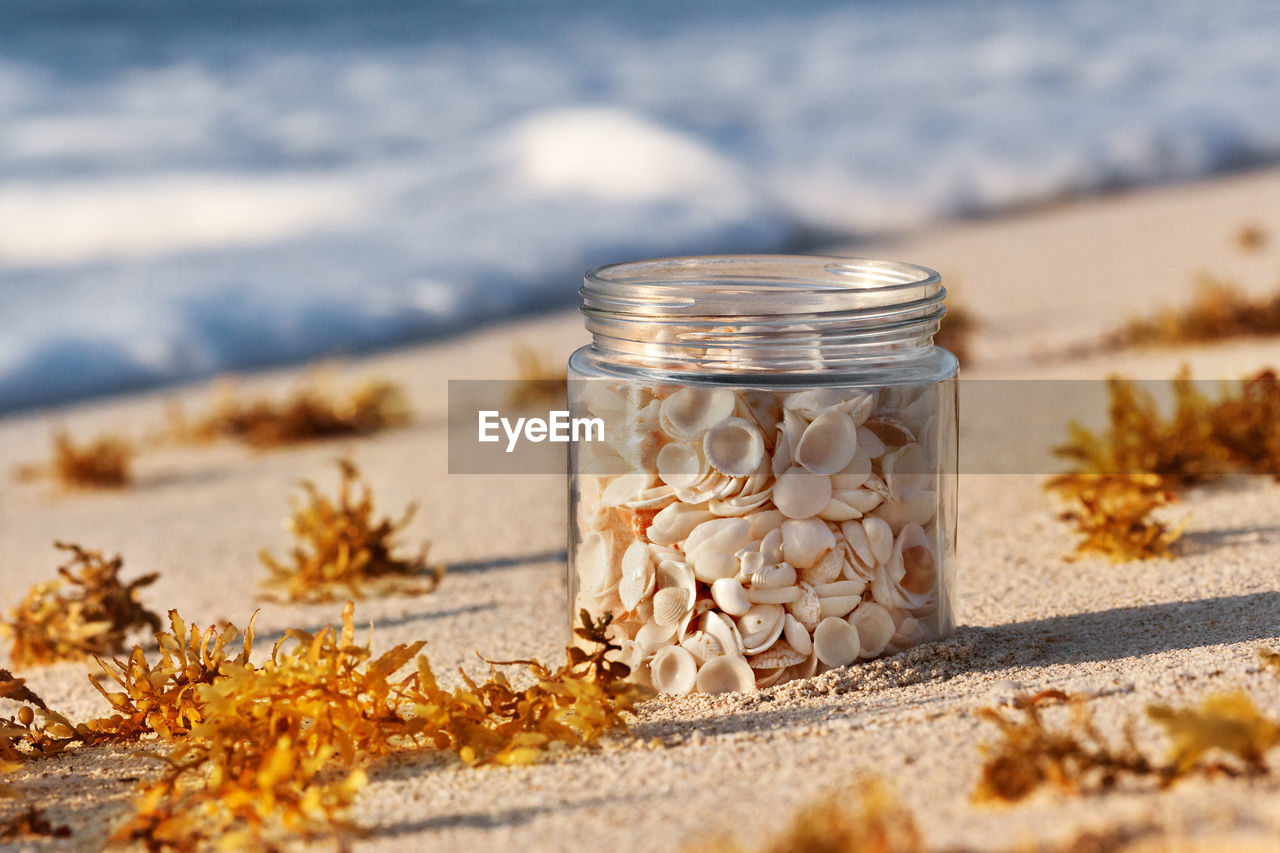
4, 167, 1280, 851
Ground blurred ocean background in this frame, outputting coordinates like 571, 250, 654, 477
2, 0, 1280, 412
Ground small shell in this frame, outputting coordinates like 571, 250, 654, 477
696, 655, 756, 694
737, 549, 765, 578
647, 503, 716, 546
863, 417, 915, 448
738, 604, 785, 654
711, 577, 753, 616
783, 613, 812, 656
786, 582, 822, 631
817, 492, 864, 522
745, 509, 786, 540
815, 579, 866, 619
813, 617, 861, 667
576, 530, 618, 597
856, 426, 886, 459
787, 650, 821, 681
797, 544, 843, 586
772, 466, 833, 519
870, 523, 936, 613
704, 417, 766, 477
882, 442, 928, 500
864, 516, 894, 565
780, 518, 835, 569
600, 472, 656, 508
754, 667, 789, 689
650, 645, 698, 695
659, 387, 737, 440
656, 442, 706, 489
652, 587, 693, 626
830, 447, 872, 491
759, 527, 784, 564
794, 410, 859, 476
750, 563, 797, 589
746, 585, 801, 605
872, 491, 937, 533
748, 639, 806, 670
683, 517, 751, 583
681, 630, 724, 664
848, 602, 895, 659
702, 610, 746, 657
655, 559, 696, 595
635, 619, 677, 654
708, 489, 774, 517
840, 520, 877, 572
618, 541, 655, 611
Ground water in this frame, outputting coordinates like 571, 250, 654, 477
2, 1, 1279, 411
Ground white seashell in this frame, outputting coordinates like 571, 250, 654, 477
771, 425, 793, 477
783, 614, 812, 656
624, 484, 678, 510
738, 390, 782, 436
888, 611, 928, 653
841, 488, 884, 515
659, 387, 737, 440
652, 587, 693, 626
737, 604, 785, 654
759, 527, 784, 564
746, 585, 802, 605
740, 448, 773, 496
650, 645, 698, 695
681, 630, 724, 664
711, 577, 753, 616
871, 491, 937, 533
576, 530, 620, 609
750, 562, 797, 589
655, 442, 706, 489
784, 389, 872, 420
830, 447, 872, 491
745, 509, 786, 540
704, 417, 766, 477
772, 466, 833, 519
855, 425, 886, 459
635, 619, 677, 654
863, 416, 915, 448
816, 579, 866, 619
780, 518, 836, 569
788, 651, 821, 681
863, 516, 894, 565
794, 410, 859, 476
647, 503, 716, 546
817, 492, 864, 522
813, 617, 861, 667
696, 655, 756, 694
754, 666, 789, 688
618, 541, 655, 611
655, 559, 696, 595
708, 489, 773, 517
748, 640, 806, 670
797, 543, 844, 586
736, 549, 765, 579
683, 517, 751, 583
786, 582, 822, 631
582, 382, 627, 418
901, 390, 936, 431
841, 520, 876, 571
600, 472, 655, 508
882, 443, 928, 500
848, 602, 895, 658
649, 544, 683, 564
702, 610, 745, 657
871, 523, 937, 613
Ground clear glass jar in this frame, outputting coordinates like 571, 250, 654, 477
567, 255, 957, 695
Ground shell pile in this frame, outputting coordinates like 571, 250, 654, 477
572, 382, 948, 695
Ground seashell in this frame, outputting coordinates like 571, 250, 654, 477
704, 417, 766, 477
794, 410, 859, 476
813, 617, 861, 667
711, 577, 753, 616
576, 476, 608, 533
863, 473, 889, 499
748, 639, 806, 670
652, 587, 693, 627
901, 390, 936, 431
830, 447, 872, 491
737, 389, 782, 436
864, 516, 894, 565
848, 602, 895, 658
682, 517, 751, 583
655, 559, 696, 595
737, 604, 785, 654
840, 520, 877, 576
600, 472, 656, 508
750, 562, 797, 589
754, 666, 789, 689
618, 541, 655, 611
797, 543, 844, 586
674, 470, 740, 505
708, 488, 773, 517
783, 613, 812, 656
855, 425, 886, 459
871, 491, 937, 533
582, 382, 627, 419
786, 582, 822, 631
702, 610, 745, 657
818, 491, 865, 522
649, 543, 683, 564
647, 503, 716, 547
787, 650, 821, 681
771, 425, 793, 477
746, 585, 802, 605
882, 443, 928, 500
650, 645, 698, 695
772, 466, 833, 519
871, 523, 937, 613
635, 619, 677, 654
659, 387, 736, 441
759, 527, 784, 564
656, 442, 707, 489
745, 509, 786, 541
780, 518, 836, 569
681, 630, 724, 664
624, 485, 678, 511
576, 530, 620, 598
863, 417, 915, 448
784, 389, 873, 422
696, 655, 756, 694
888, 611, 928, 653
736, 549, 765, 579
815, 579, 866, 619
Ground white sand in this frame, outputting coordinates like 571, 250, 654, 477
4, 168, 1280, 851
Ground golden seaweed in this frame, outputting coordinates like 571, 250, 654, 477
259, 458, 444, 602
1044, 474, 1184, 562
1104, 274, 1280, 350
15, 431, 134, 489
1148, 692, 1280, 777
3, 543, 161, 667
506, 344, 568, 410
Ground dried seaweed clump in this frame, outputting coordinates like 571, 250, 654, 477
506, 344, 568, 410
13, 430, 133, 488
699, 779, 922, 853
112, 605, 649, 850
1044, 474, 1184, 562
171, 377, 410, 447
1237, 224, 1268, 252
974, 688, 1280, 804
259, 458, 444, 602
1103, 274, 1280, 350
0, 806, 71, 841
3, 543, 160, 667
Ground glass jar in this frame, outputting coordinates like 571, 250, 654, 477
567, 255, 957, 695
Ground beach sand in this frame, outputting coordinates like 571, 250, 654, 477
4, 167, 1280, 851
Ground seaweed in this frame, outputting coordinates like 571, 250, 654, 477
3, 543, 161, 667
1237, 224, 1268, 253
1044, 474, 1184, 562
0, 805, 71, 841
259, 458, 444, 602
506, 344, 568, 410
13, 431, 134, 489
1103, 275, 1280, 350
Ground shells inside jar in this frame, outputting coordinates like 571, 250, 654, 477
570, 380, 951, 695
